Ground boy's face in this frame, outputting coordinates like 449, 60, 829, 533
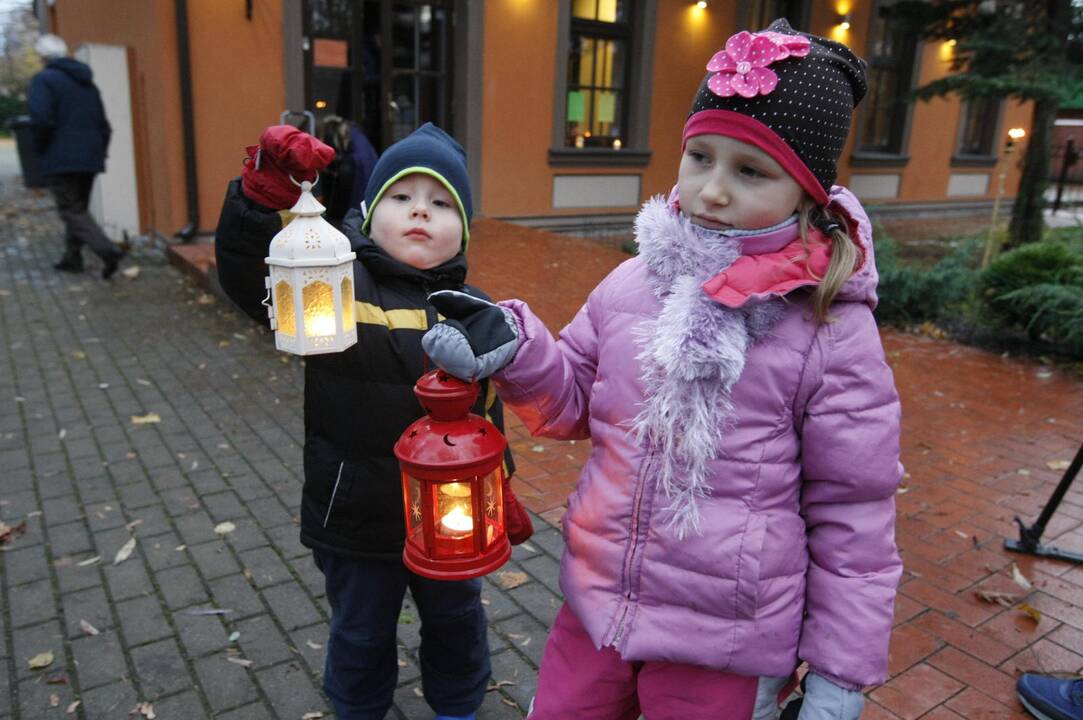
369, 174, 463, 270
677, 134, 804, 232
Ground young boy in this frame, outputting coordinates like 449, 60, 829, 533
215, 122, 532, 720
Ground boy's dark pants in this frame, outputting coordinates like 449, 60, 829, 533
313, 549, 490, 720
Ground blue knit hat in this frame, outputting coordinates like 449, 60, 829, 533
361, 123, 473, 248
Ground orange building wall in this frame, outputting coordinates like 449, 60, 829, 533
189, 1, 287, 232
641, 1, 737, 199
479, 0, 561, 217
51, 2, 187, 235
52, 1, 286, 236
478, 0, 1031, 219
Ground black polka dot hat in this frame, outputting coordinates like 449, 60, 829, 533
683, 18, 867, 205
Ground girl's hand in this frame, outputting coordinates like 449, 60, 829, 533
423, 290, 520, 381
795, 673, 864, 720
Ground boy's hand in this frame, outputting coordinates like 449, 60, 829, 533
423, 290, 519, 381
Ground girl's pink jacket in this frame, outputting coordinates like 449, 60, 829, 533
493, 187, 903, 689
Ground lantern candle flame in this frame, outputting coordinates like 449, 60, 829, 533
440, 505, 474, 537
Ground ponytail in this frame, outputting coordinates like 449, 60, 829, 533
797, 203, 860, 324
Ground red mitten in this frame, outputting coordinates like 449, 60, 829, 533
503, 475, 534, 545
240, 125, 336, 210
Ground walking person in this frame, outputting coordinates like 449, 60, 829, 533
28, 33, 125, 279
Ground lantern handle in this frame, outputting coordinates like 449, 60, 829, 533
289, 173, 320, 191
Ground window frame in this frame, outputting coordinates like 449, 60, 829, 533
549, 0, 657, 167
851, 0, 921, 166
951, 96, 1003, 167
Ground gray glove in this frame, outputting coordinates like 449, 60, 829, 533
423, 290, 520, 381
796, 673, 864, 720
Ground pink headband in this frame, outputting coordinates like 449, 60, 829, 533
682, 109, 829, 206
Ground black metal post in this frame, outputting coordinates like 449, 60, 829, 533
1005, 442, 1083, 563
1052, 137, 1078, 214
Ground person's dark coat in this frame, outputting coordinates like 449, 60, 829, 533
214, 191, 515, 557
27, 58, 111, 176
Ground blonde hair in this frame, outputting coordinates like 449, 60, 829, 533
797, 201, 860, 324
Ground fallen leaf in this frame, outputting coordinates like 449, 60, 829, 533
243, 567, 253, 581
175, 545, 186, 551
225, 656, 253, 668
196, 293, 216, 305
120, 265, 141, 279
397, 659, 408, 668
228, 631, 240, 642
179, 607, 233, 616
487, 680, 517, 691
301, 713, 324, 720
214, 521, 236, 535
974, 590, 1019, 608
45, 672, 67, 684
1011, 563, 1033, 590
1017, 468, 1031, 476
49, 693, 60, 707
501, 698, 518, 707
136, 379, 151, 386
398, 611, 413, 624
76, 555, 101, 566
496, 571, 529, 590
28, 651, 54, 669
953, 530, 969, 539
71, 350, 85, 359
518, 542, 537, 553
80, 619, 100, 636
0, 520, 27, 546
1046, 459, 1071, 472
125, 519, 143, 531
58, 428, 67, 440
129, 701, 157, 718
306, 640, 323, 650
531, 445, 545, 453
896, 486, 909, 494
66, 700, 81, 714
113, 537, 137, 565
1018, 603, 1042, 624
130, 413, 160, 425
413, 687, 424, 697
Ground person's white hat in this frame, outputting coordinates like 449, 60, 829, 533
34, 34, 68, 60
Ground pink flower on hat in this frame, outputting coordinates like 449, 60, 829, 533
706, 30, 811, 99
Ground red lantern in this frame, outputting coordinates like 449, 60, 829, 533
395, 370, 511, 580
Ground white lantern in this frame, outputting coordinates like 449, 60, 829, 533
264, 179, 358, 355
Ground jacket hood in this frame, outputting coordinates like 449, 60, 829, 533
825, 185, 879, 308
47, 57, 93, 84
341, 208, 467, 289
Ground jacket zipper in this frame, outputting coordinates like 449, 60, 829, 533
611, 450, 654, 647
322, 462, 345, 528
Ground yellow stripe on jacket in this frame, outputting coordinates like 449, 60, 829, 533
354, 302, 429, 331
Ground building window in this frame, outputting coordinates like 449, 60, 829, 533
856, 0, 919, 157
565, 1, 632, 150
744, 0, 808, 31
956, 97, 1001, 158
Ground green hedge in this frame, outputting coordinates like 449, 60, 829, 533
873, 233, 981, 325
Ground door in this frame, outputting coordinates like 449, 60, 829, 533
303, 0, 453, 151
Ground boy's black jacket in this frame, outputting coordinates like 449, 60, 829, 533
214, 180, 515, 558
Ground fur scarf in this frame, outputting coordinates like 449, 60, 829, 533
631, 197, 787, 538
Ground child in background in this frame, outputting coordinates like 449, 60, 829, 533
215, 122, 532, 720
422, 20, 903, 720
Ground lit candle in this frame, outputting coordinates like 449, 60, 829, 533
440, 505, 474, 537
306, 312, 337, 337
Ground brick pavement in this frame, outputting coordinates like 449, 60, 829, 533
3, 173, 1083, 719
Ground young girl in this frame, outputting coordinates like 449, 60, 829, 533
424, 20, 902, 720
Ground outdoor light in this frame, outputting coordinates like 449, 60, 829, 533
1007, 127, 1027, 149
836, 13, 852, 30
395, 370, 511, 580
264, 178, 357, 355
696, 1, 708, 9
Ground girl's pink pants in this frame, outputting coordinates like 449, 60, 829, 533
529, 604, 757, 720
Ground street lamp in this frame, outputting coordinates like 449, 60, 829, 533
264, 178, 358, 355
982, 127, 1027, 268
395, 370, 511, 580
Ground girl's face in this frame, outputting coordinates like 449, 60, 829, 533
677, 134, 804, 232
